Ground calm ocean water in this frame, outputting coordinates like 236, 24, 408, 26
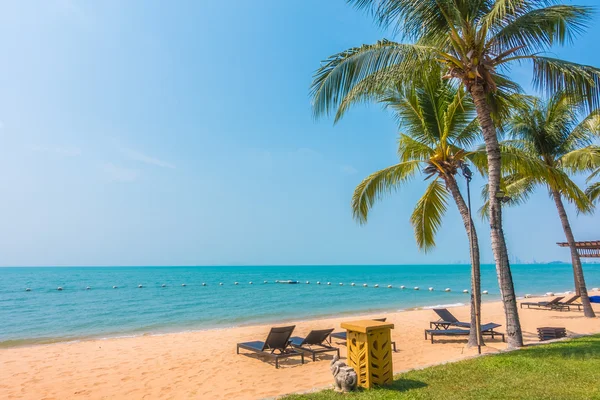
2, 264, 599, 347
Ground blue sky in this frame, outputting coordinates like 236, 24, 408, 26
0, 0, 598, 266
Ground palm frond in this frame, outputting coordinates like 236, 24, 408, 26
489, 5, 593, 57
397, 134, 435, 163
483, 0, 549, 31
335, 65, 403, 122
546, 167, 595, 214
588, 167, 600, 183
586, 181, 600, 204
532, 57, 600, 111
478, 173, 537, 220
410, 178, 449, 251
348, 0, 460, 42
560, 146, 600, 174
352, 160, 422, 224
311, 40, 436, 119
564, 108, 600, 150
450, 118, 481, 149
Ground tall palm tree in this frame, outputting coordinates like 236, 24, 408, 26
310, 0, 600, 348
499, 93, 600, 317
352, 76, 486, 346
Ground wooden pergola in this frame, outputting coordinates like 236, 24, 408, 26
557, 241, 600, 258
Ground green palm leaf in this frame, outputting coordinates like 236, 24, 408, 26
586, 181, 600, 204
351, 160, 422, 224
311, 40, 436, 119
410, 179, 449, 251
488, 5, 593, 56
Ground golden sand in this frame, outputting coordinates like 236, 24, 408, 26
2, 292, 600, 399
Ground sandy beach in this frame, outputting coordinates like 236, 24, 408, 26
2, 293, 600, 400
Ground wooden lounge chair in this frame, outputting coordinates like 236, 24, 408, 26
537, 326, 567, 341
429, 308, 471, 329
290, 328, 340, 361
330, 318, 397, 351
237, 325, 305, 368
557, 295, 582, 311
424, 323, 505, 344
520, 296, 566, 310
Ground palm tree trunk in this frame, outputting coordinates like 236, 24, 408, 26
445, 175, 482, 347
469, 83, 524, 348
550, 189, 596, 317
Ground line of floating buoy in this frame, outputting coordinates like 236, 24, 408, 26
26, 283, 493, 292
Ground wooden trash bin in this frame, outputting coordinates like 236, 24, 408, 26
340, 319, 394, 388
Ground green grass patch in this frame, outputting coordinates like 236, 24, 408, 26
285, 335, 600, 400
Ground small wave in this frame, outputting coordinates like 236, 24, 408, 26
422, 302, 465, 309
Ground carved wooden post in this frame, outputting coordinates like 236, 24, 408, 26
340, 320, 394, 388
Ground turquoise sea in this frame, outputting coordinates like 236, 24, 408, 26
2, 264, 599, 347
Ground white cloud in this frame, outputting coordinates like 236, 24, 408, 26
340, 165, 358, 175
33, 145, 82, 157
121, 148, 176, 169
102, 163, 139, 183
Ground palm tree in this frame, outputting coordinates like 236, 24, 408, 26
311, 0, 600, 348
352, 76, 485, 346
499, 92, 600, 317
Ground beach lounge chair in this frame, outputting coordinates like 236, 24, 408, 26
520, 296, 566, 310
429, 308, 471, 329
330, 318, 397, 351
557, 295, 583, 311
236, 325, 304, 368
424, 323, 505, 344
290, 328, 339, 361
